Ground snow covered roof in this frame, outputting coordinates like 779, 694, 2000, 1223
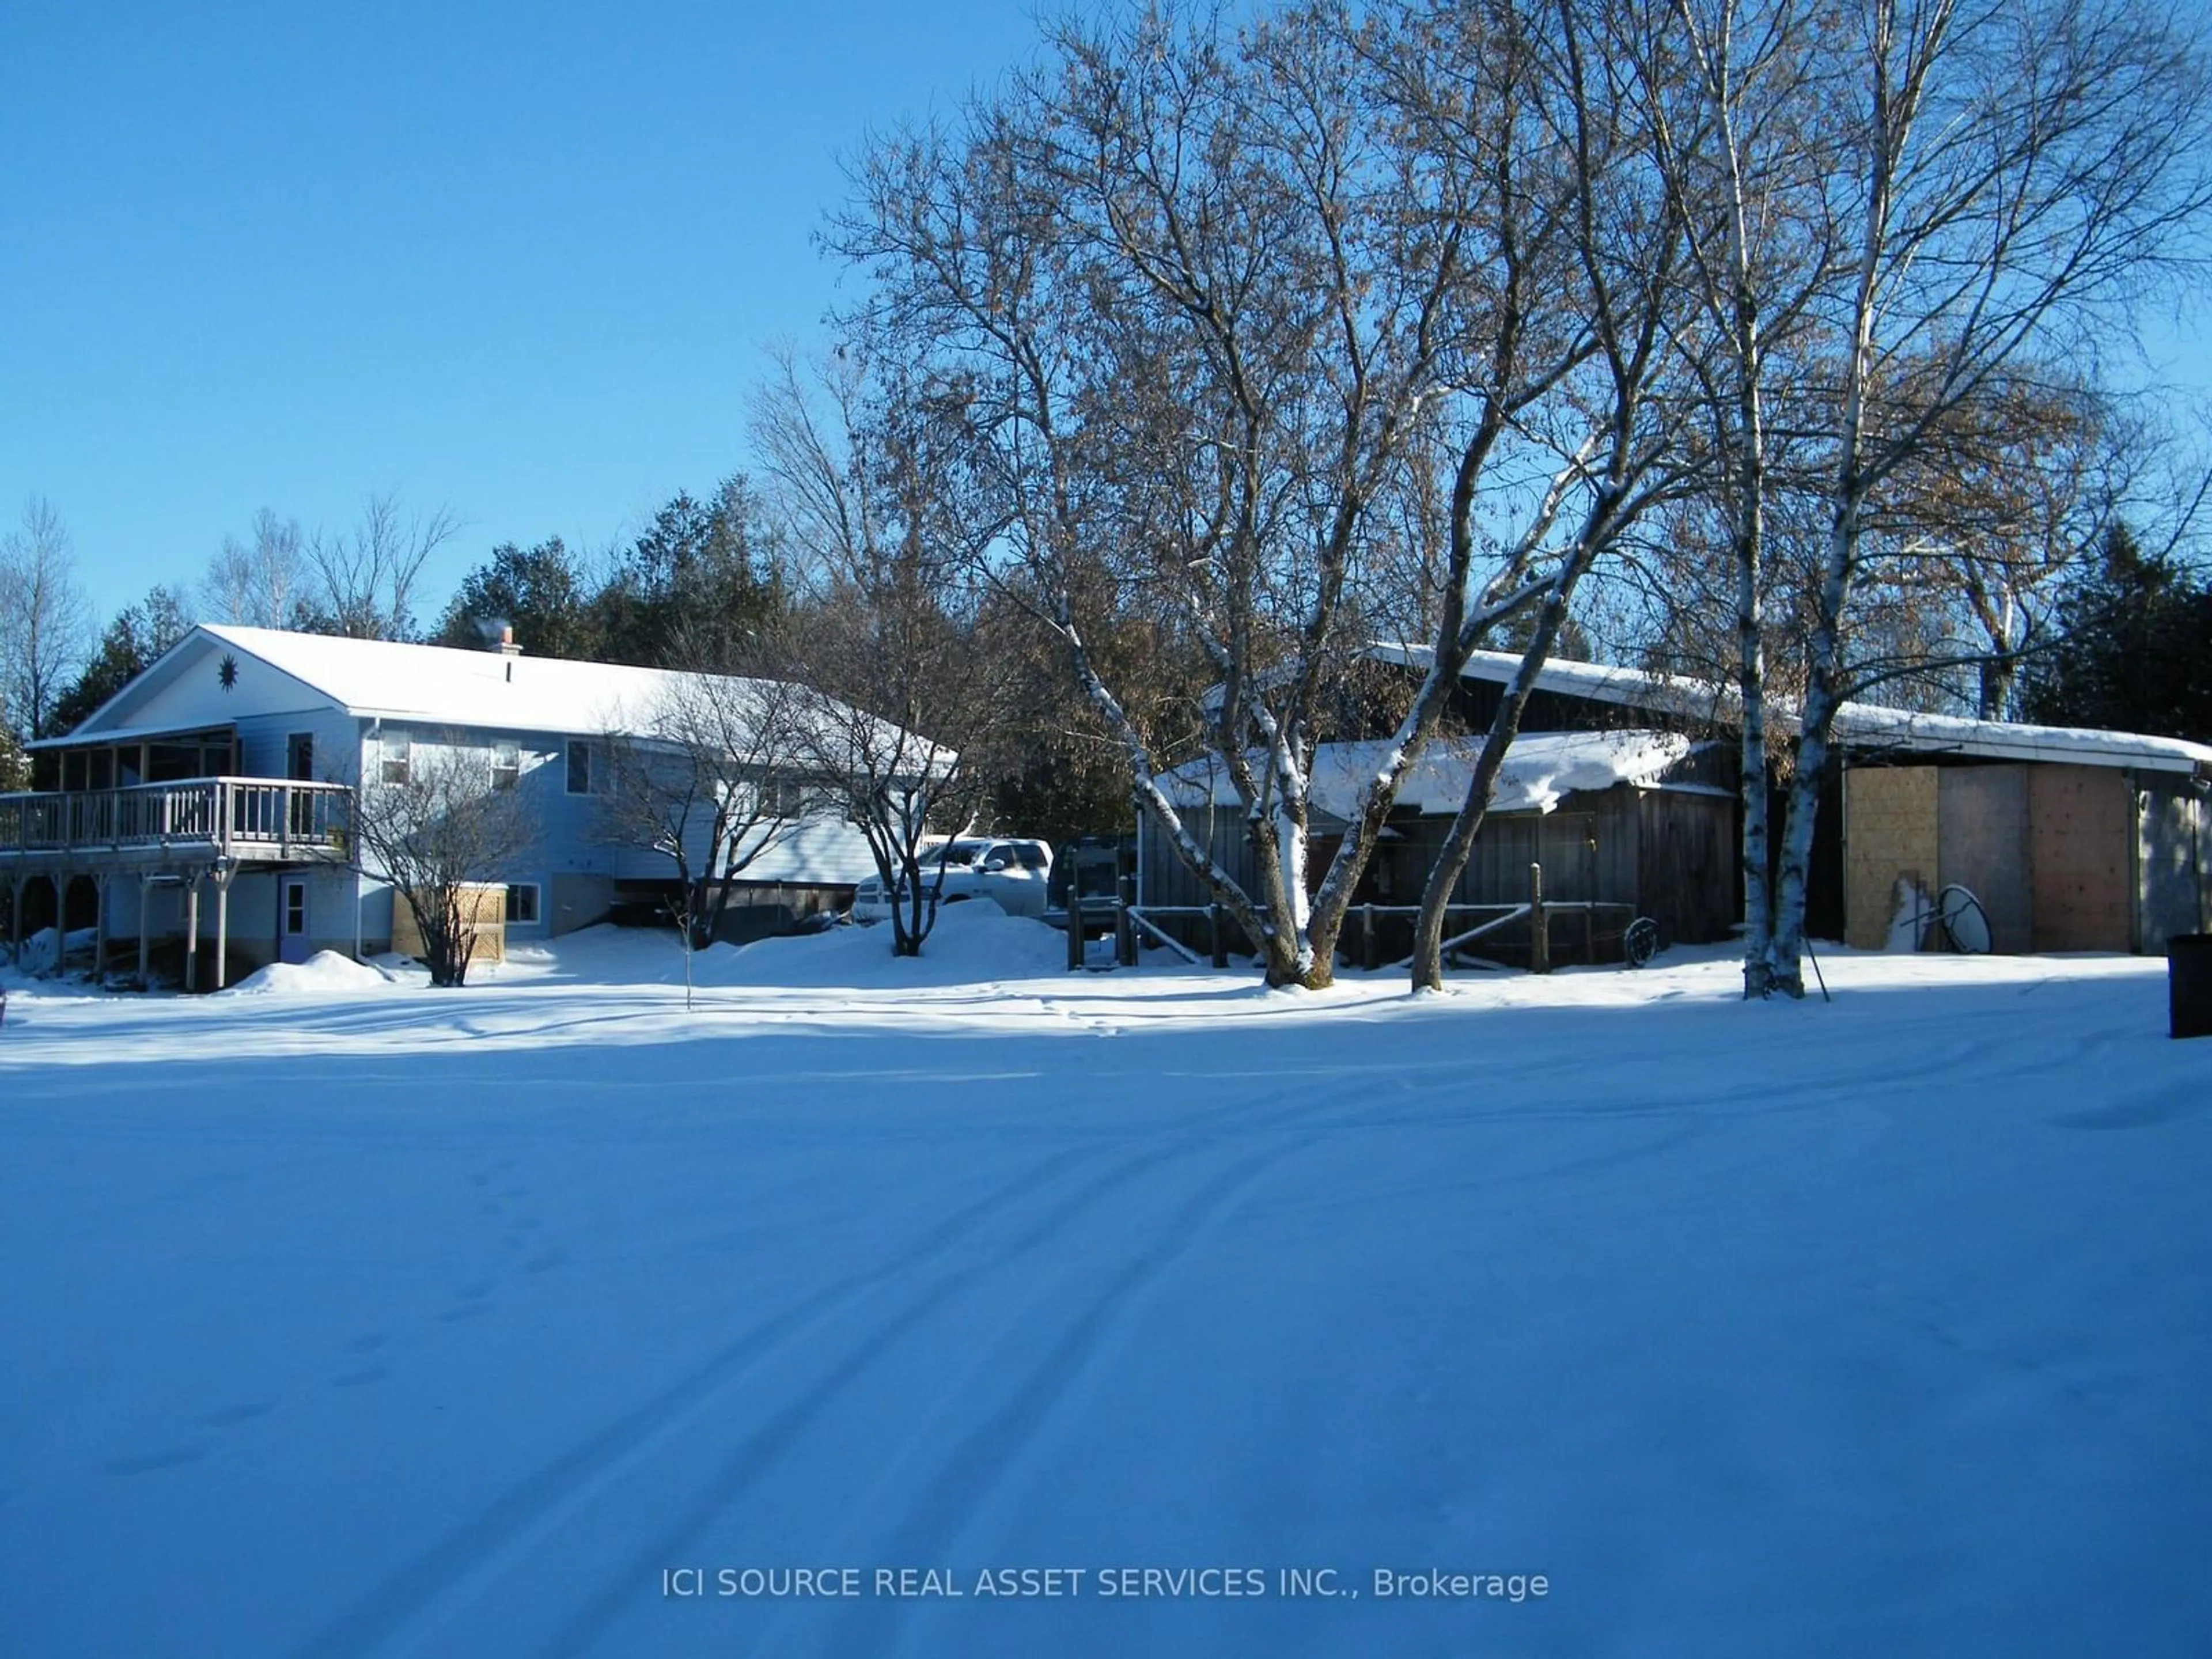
193, 624, 772, 736
1161, 729, 1692, 820
45, 625, 926, 758
1368, 642, 2212, 776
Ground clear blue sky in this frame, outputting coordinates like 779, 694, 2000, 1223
0, 0, 1040, 625
7, 1, 2210, 632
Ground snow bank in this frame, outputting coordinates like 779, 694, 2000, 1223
223, 950, 393, 995
489, 906, 1072, 994
708, 901, 1071, 987
10, 926, 97, 977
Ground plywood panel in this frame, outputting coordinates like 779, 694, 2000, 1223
391, 882, 506, 965
2029, 764, 2131, 951
1843, 766, 1939, 949
1937, 766, 2033, 953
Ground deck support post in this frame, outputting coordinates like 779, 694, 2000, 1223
7, 874, 22, 968
138, 873, 153, 988
1529, 862, 1550, 976
184, 875, 202, 993
93, 874, 109, 982
213, 862, 234, 991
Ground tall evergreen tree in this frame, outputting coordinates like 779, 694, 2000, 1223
47, 585, 192, 736
2019, 525, 2212, 743
591, 478, 785, 669
0, 694, 26, 790
434, 537, 599, 659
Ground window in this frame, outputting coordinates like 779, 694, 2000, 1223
379, 729, 412, 785
491, 741, 521, 791
566, 740, 593, 795
505, 883, 541, 925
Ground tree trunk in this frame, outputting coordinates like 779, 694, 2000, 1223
1410, 554, 1599, 991
1768, 493, 1861, 996
1734, 318, 1775, 999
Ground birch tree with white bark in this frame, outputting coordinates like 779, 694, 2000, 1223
835, 0, 1685, 988
1764, 0, 2212, 995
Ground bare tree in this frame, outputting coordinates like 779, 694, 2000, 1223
1766, 0, 2212, 995
831, 0, 1712, 988
200, 509, 311, 630
0, 496, 94, 742
1618, 0, 1847, 997
309, 492, 459, 639
341, 736, 534, 987
755, 359, 1003, 957
834, 3, 1523, 986
1396, 0, 1708, 989
598, 666, 812, 1001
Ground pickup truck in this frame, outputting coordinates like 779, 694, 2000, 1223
849, 838, 1055, 923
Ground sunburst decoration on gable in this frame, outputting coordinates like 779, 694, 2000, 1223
217, 653, 239, 692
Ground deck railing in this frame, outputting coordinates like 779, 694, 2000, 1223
0, 777, 354, 861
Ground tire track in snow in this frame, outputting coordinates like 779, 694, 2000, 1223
282, 1141, 1104, 1659
471, 1067, 1360, 1657
805, 1138, 1309, 1659
527, 1128, 1303, 1659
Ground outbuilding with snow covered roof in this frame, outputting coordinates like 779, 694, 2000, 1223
1362, 643, 2212, 956
1137, 727, 1740, 968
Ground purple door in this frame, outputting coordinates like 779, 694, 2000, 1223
281, 879, 311, 964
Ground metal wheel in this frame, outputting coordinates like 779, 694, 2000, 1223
1623, 916, 1661, 968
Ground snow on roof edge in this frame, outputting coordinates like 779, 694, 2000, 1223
1366, 641, 2212, 775
1160, 729, 1692, 819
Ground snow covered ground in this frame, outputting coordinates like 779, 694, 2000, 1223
1, 912, 2207, 1658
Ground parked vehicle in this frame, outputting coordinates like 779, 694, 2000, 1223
849, 838, 1055, 923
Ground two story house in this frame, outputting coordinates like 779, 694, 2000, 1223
1, 624, 891, 987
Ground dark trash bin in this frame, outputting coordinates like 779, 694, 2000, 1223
2172, 934, 2212, 1040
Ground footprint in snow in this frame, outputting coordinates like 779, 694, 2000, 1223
438, 1302, 493, 1323
522, 1248, 567, 1274
332, 1364, 388, 1388
344, 1332, 389, 1354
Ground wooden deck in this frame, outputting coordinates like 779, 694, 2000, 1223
0, 777, 354, 868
